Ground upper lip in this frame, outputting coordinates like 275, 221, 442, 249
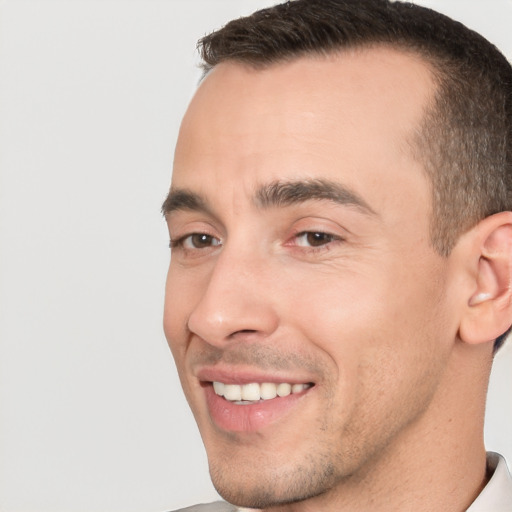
195, 365, 315, 386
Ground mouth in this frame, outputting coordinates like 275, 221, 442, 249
200, 377, 315, 432
212, 381, 313, 404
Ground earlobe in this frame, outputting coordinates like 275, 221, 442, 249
459, 212, 512, 346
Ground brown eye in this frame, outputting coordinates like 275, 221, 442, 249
307, 232, 333, 246
296, 231, 337, 247
171, 233, 221, 250
189, 234, 216, 248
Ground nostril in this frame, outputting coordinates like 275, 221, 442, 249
228, 329, 259, 340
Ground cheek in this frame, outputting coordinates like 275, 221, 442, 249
163, 264, 196, 359
163, 266, 203, 407
284, 258, 451, 412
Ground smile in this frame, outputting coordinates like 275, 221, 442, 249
213, 381, 312, 403
204, 380, 314, 431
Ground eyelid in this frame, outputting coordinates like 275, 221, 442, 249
169, 227, 223, 262
168, 217, 222, 245
170, 231, 222, 247
293, 231, 343, 246
288, 216, 347, 238
283, 217, 349, 254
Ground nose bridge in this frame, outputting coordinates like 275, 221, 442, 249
187, 239, 278, 345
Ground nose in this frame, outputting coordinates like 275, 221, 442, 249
187, 246, 279, 347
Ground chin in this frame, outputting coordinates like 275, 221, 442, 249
207, 448, 338, 509
210, 476, 305, 510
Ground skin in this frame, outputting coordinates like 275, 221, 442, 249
163, 48, 501, 511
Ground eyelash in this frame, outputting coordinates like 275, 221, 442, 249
169, 230, 343, 254
292, 231, 343, 250
169, 233, 221, 251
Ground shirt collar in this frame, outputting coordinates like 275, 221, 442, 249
467, 452, 512, 511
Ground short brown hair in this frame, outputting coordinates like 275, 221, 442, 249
197, 0, 512, 349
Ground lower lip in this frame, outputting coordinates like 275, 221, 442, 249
204, 384, 310, 432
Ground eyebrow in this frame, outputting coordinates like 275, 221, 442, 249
162, 178, 376, 217
161, 188, 212, 217
255, 179, 376, 215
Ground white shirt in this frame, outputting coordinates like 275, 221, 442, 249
467, 452, 512, 511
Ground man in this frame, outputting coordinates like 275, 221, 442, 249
162, 0, 512, 510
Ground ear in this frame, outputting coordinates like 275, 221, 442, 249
459, 212, 512, 345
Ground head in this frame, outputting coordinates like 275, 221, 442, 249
163, 1, 512, 509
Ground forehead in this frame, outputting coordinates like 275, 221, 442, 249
171, 47, 434, 217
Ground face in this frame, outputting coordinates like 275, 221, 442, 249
164, 48, 461, 508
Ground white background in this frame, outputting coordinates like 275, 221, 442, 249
0, 1, 511, 511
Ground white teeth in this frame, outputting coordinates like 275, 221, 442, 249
260, 382, 277, 400
223, 384, 242, 401
212, 381, 311, 402
292, 383, 306, 393
241, 383, 261, 401
277, 383, 291, 397
213, 381, 225, 396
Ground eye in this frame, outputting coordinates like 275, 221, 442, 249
294, 231, 340, 248
171, 233, 221, 250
